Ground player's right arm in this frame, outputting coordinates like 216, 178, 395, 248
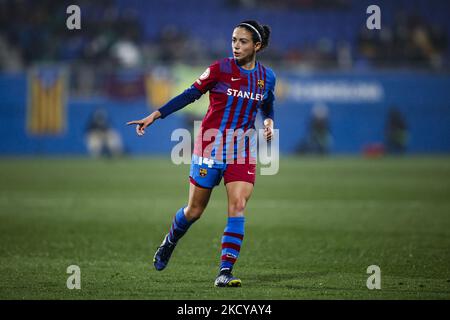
126, 110, 162, 136
127, 61, 220, 137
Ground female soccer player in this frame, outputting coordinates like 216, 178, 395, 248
127, 20, 276, 287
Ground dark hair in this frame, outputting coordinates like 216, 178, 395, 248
236, 20, 271, 51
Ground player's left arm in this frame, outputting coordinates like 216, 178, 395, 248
261, 73, 276, 141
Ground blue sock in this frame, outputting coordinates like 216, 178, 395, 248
220, 216, 245, 271
167, 207, 195, 244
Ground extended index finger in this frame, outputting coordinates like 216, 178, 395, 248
126, 120, 141, 126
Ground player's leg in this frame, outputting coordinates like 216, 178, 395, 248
225, 180, 254, 217
171, 159, 224, 239
154, 155, 223, 271
184, 180, 213, 220
153, 182, 213, 271
166, 181, 212, 245
215, 163, 255, 287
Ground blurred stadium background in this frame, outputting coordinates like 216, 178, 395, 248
1, 0, 449, 156
1, 0, 449, 299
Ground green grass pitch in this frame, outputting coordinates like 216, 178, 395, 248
0, 156, 449, 299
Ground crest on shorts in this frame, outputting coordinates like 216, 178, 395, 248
199, 168, 208, 177
257, 79, 265, 88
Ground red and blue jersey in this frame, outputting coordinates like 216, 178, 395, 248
192, 57, 276, 163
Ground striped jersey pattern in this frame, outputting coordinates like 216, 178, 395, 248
193, 57, 276, 163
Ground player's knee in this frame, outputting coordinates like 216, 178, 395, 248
229, 197, 247, 215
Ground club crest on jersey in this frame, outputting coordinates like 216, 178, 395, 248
196, 67, 210, 85
199, 168, 208, 177
258, 79, 265, 88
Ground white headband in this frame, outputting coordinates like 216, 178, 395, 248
239, 23, 262, 42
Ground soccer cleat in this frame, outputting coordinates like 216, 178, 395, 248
153, 235, 176, 271
214, 269, 242, 287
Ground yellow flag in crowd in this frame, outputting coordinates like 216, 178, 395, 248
27, 67, 67, 135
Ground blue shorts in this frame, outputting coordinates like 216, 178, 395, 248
189, 154, 256, 189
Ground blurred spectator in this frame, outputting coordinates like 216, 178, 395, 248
157, 25, 189, 64
111, 39, 142, 68
385, 107, 409, 154
0, 0, 448, 76
357, 12, 448, 70
228, 0, 351, 9
85, 108, 123, 158
297, 103, 332, 155
337, 41, 352, 70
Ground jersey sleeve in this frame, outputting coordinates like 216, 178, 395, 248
158, 85, 203, 119
192, 61, 220, 94
261, 70, 276, 121
264, 69, 276, 100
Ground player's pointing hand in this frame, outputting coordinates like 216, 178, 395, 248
126, 111, 161, 136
